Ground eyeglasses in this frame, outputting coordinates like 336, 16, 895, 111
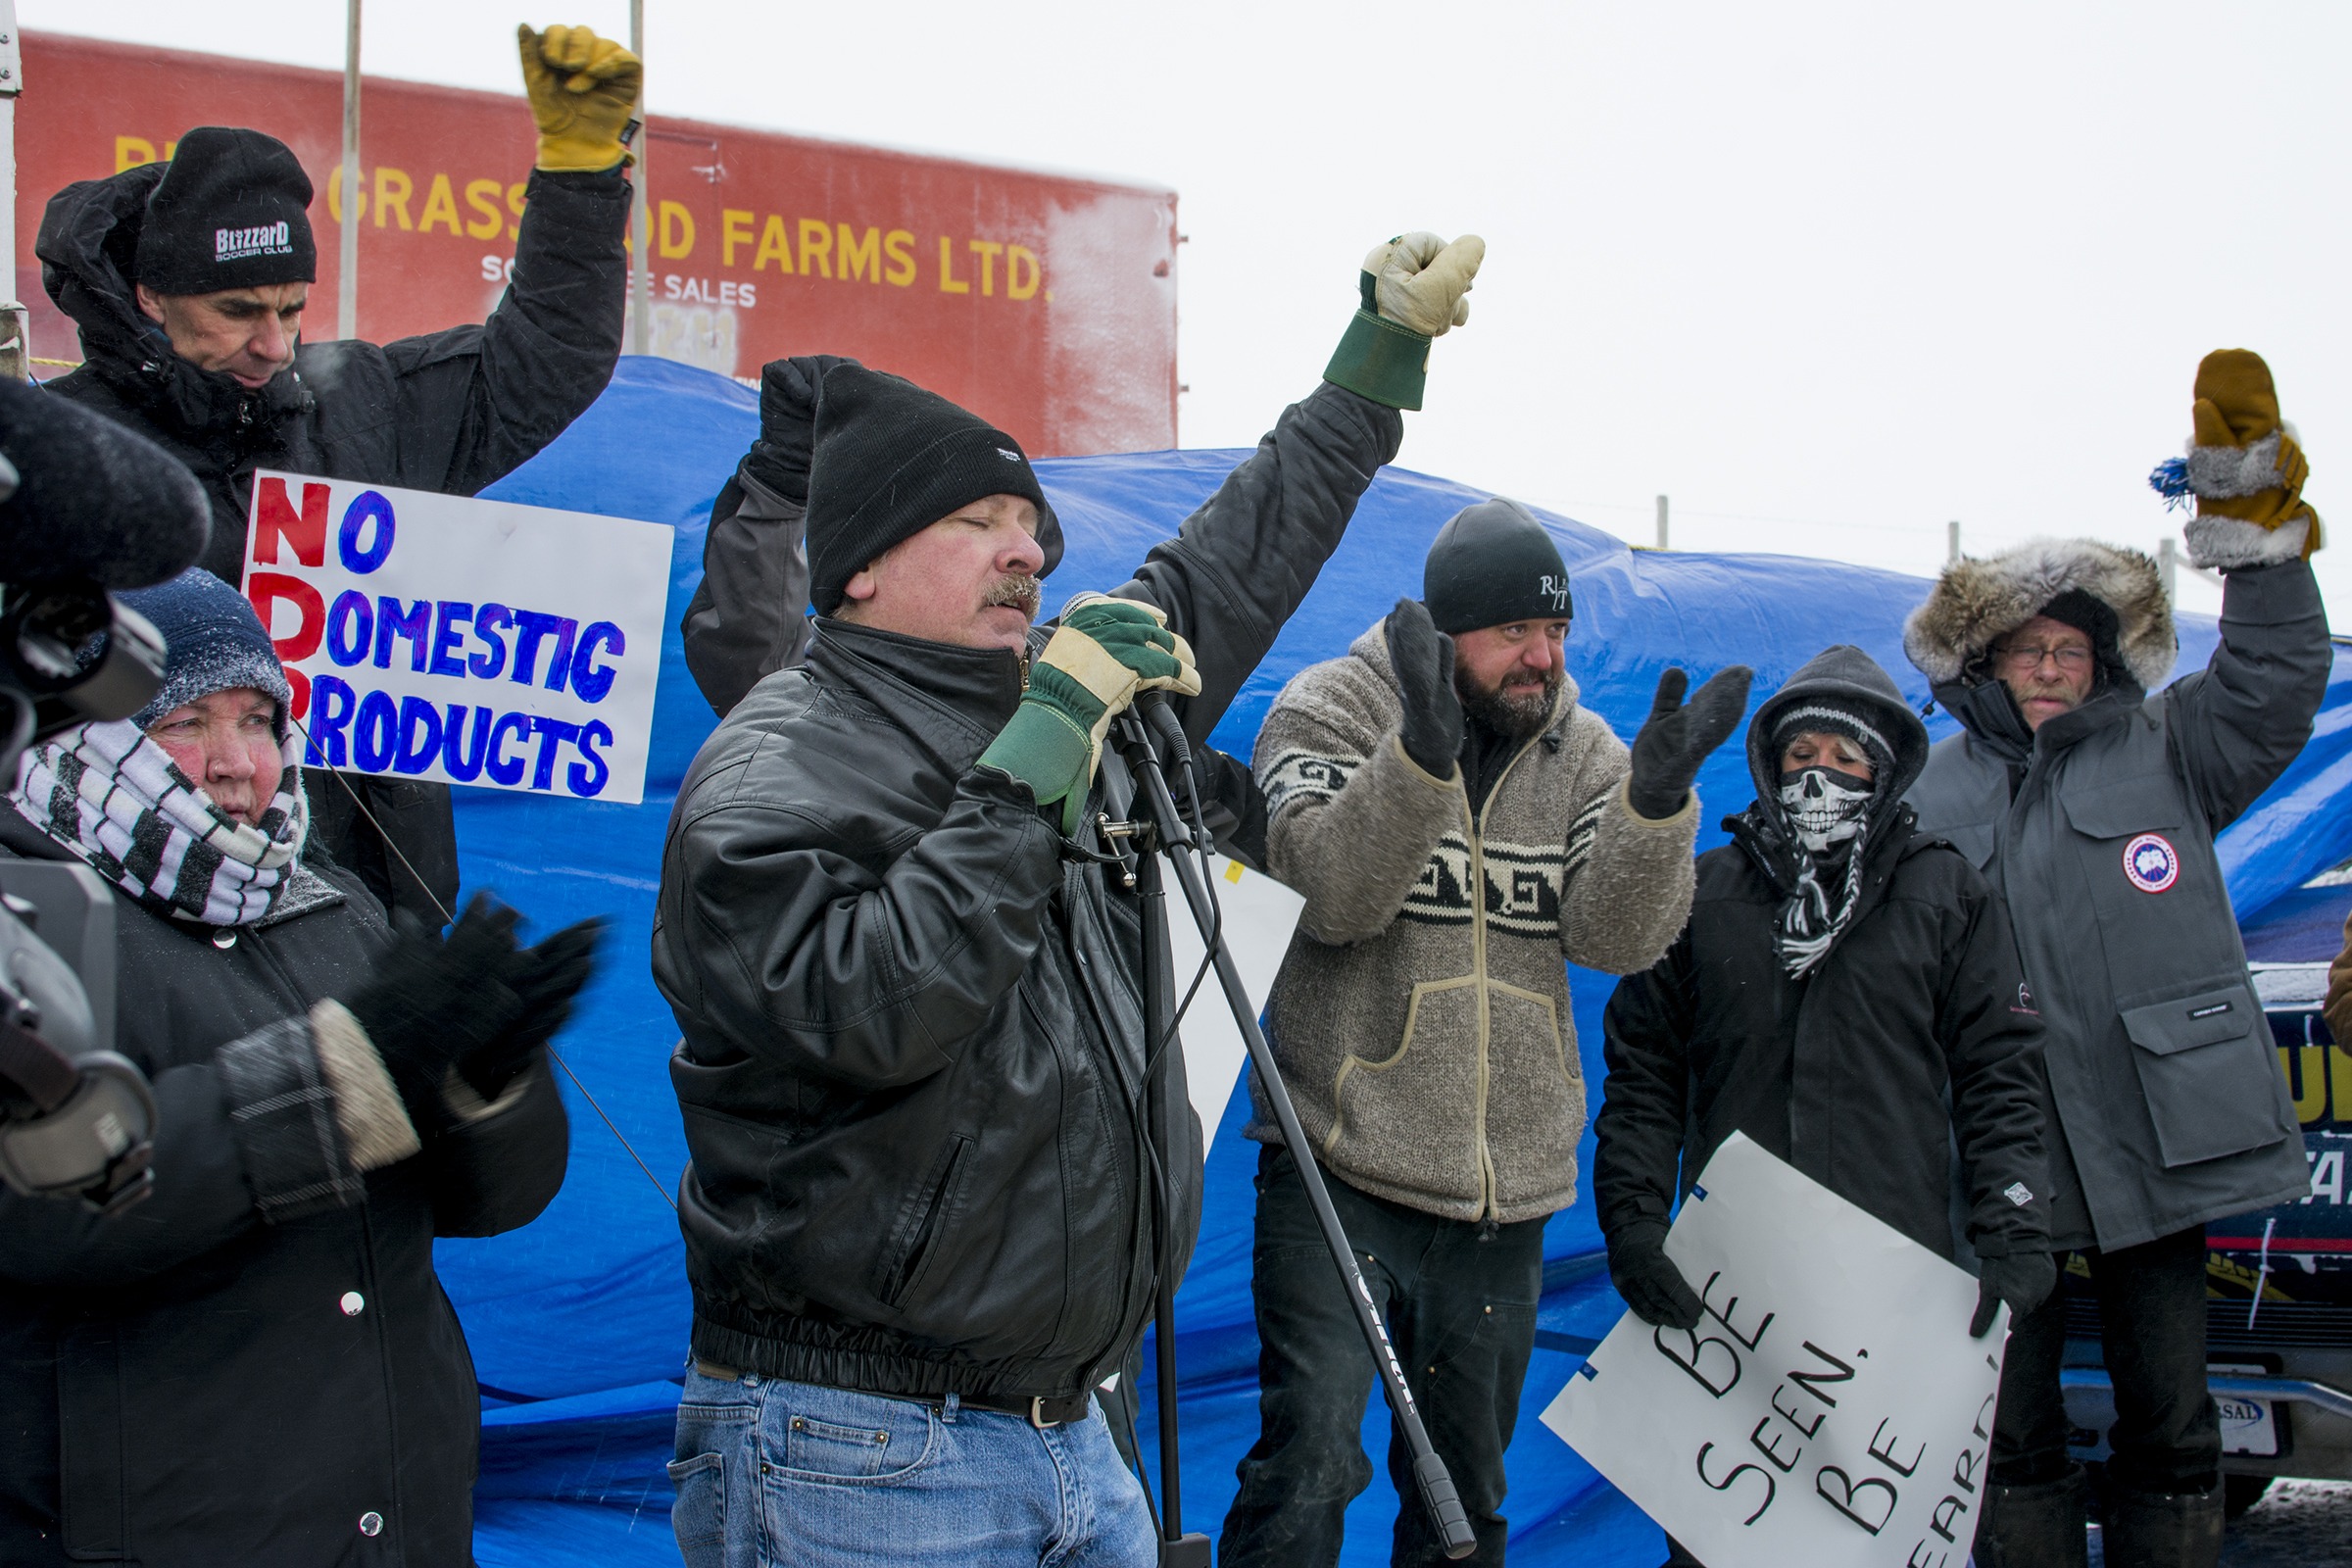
1995, 642, 2093, 674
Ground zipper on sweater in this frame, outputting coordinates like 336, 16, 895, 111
1465, 731, 1544, 1224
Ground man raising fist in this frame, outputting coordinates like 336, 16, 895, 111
35, 22, 638, 928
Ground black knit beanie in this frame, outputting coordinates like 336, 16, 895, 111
1421, 498, 1573, 635
132, 127, 317, 296
117, 567, 292, 738
806, 365, 1061, 614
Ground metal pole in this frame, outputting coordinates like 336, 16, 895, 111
628, 0, 651, 357
1653, 494, 1669, 551
2158, 536, 2177, 603
338, 0, 362, 341
0, 2, 26, 382
1947, 519, 1961, 564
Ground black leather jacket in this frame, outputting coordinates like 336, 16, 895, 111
652, 382, 1400, 1401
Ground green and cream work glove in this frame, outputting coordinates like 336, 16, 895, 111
1324, 231, 1486, 413
978, 592, 1201, 835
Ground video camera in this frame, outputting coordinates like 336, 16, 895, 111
0, 380, 210, 1212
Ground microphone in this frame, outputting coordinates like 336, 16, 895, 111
1132, 688, 1190, 766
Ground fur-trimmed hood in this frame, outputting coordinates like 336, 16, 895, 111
1903, 537, 2177, 693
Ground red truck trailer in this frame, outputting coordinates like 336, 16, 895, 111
14, 30, 1180, 459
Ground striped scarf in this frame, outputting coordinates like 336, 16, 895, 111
12, 719, 308, 926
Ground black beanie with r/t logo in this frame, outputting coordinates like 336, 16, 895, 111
806, 364, 1062, 615
1422, 497, 1573, 635
132, 126, 317, 296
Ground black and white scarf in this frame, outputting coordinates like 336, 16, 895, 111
12, 719, 309, 926
1775, 824, 1871, 980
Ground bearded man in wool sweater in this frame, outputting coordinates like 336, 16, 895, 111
1221, 499, 1750, 1566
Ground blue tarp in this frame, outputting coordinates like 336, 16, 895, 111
445, 358, 2352, 1565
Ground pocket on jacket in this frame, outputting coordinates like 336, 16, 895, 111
1327, 977, 1480, 1184
2120, 983, 2299, 1167
873, 1133, 974, 1310
1482, 982, 1586, 1195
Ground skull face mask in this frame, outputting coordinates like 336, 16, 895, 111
1778, 764, 1873, 854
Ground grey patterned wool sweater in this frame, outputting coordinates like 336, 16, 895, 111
1250, 622, 1701, 1222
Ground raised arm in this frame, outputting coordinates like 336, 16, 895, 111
2164, 347, 2333, 830
1118, 232, 1485, 742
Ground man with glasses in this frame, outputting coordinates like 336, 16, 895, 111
1901, 351, 2329, 1567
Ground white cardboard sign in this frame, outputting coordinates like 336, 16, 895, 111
239, 471, 671, 806
1543, 1133, 2007, 1568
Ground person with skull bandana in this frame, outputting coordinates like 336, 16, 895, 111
1593, 644, 2054, 1568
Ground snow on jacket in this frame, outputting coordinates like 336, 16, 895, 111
35, 161, 629, 923
0, 815, 568, 1566
653, 382, 1401, 1402
1250, 622, 1699, 1224
1595, 644, 2050, 1262
1904, 543, 2327, 1251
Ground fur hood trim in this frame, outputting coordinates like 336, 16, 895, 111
1903, 538, 2176, 691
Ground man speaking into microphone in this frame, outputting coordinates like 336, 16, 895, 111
653, 231, 1483, 1567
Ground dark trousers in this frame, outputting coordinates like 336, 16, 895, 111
1218, 1146, 1546, 1568
1991, 1223, 2221, 1495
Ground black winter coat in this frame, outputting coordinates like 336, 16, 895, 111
35, 163, 630, 925
653, 381, 1400, 1402
1597, 818, 2050, 1261
1596, 643, 2050, 1264
0, 823, 569, 1566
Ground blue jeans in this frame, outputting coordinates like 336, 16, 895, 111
668, 1369, 1155, 1567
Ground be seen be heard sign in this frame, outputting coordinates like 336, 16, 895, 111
1544, 1135, 2009, 1568
240, 471, 671, 806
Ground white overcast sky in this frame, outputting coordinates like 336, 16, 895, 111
34, 2, 2352, 624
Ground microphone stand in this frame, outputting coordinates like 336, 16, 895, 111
1108, 698, 1477, 1564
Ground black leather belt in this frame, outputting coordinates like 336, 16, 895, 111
693, 1362, 1091, 1429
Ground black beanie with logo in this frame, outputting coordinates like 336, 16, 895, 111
132, 127, 317, 296
1421, 498, 1573, 635
806, 364, 1061, 615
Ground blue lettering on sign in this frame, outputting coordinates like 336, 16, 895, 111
373, 597, 432, 671
430, 603, 473, 678
324, 591, 373, 667
306, 674, 357, 764
570, 622, 625, 704
353, 690, 400, 771
338, 491, 396, 573
469, 604, 512, 679
484, 711, 534, 787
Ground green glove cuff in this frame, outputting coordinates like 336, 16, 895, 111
1324, 302, 1433, 412
978, 665, 1109, 836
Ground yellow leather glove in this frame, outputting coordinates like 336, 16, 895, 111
2182, 348, 2321, 567
517, 24, 642, 172
1324, 232, 1486, 411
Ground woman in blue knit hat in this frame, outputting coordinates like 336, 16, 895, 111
0, 567, 600, 1565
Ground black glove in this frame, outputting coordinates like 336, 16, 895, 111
1626, 664, 1753, 820
1384, 598, 1463, 777
343, 894, 527, 1112
744, 354, 859, 503
1972, 1250, 2058, 1338
1607, 1220, 1703, 1330
456, 916, 609, 1101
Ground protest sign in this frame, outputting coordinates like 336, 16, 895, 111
1543, 1133, 2006, 1568
239, 472, 671, 806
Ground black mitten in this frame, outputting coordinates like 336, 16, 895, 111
343, 894, 526, 1112
1627, 665, 1753, 819
1384, 597, 1463, 777
1972, 1250, 2058, 1337
744, 354, 860, 503
1606, 1220, 1704, 1330
456, 916, 608, 1101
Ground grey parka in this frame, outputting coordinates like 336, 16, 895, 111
1903, 544, 2327, 1251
